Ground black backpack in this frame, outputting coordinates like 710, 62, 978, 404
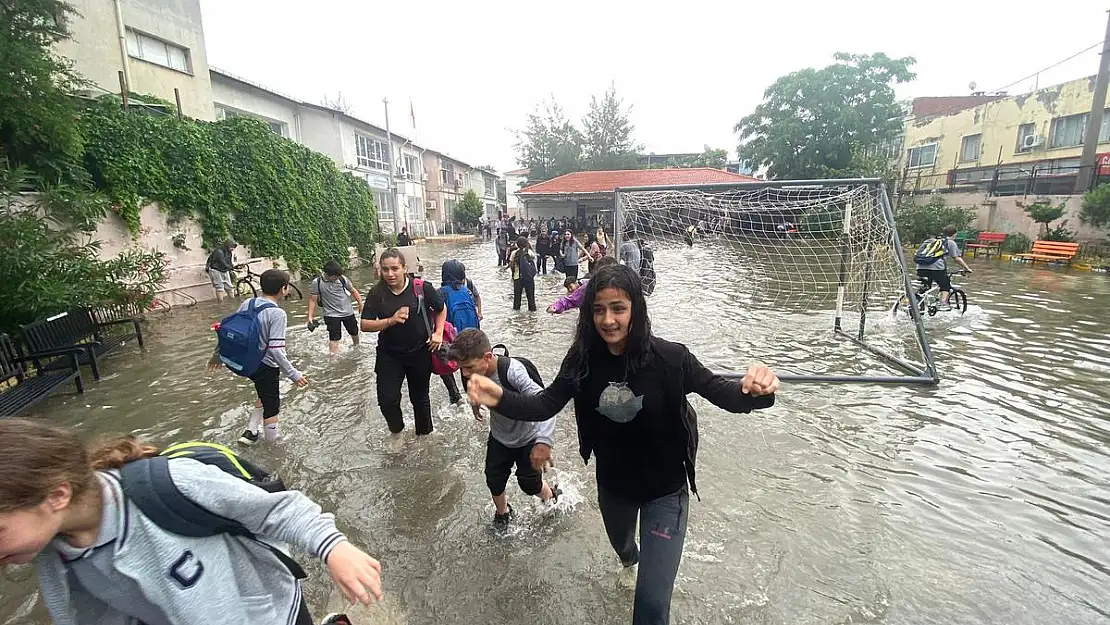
492, 343, 544, 392
118, 442, 305, 578
516, 250, 538, 280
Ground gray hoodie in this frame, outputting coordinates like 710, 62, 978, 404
36, 458, 347, 625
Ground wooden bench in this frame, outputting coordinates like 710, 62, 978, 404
20, 307, 144, 381
965, 231, 1007, 258
1011, 240, 1081, 266
0, 334, 84, 417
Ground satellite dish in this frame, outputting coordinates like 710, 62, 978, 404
969, 81, 977, 92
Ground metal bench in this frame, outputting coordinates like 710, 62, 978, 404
965, 231, 1007, 258
0, 334, 84, 418
20, 307, 144, 381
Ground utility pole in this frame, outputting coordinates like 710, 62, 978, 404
383, 98, 404, 233
1076, 9, 1110, 193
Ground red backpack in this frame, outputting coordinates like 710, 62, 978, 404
412, 278, 458, 375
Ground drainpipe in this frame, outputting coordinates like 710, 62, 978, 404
113, 0, 132, 91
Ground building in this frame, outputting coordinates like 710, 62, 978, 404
503, 168, 529, 215
901, 78, 1110, 196
419, 151, 494, 232
56, 0, 215, 119
517, 168, 758, 223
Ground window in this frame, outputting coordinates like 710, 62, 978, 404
372, 190, 394, 221
215, 106, 287, 137
440, 162, 455, 185
1050, 113, 1087, 148
906, 144, 937, 168
407, 196, 421, 223
125, 29, 189, 73
404, 155, 420, 181
483, 174, 498, 197
1015, 123, 1036, 152
444, 199, 457, 218
959, 134, 981, 163
355, 135, 389, 171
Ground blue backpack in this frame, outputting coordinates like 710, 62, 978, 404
442, 283, 480, 331
216, 299, 275, 377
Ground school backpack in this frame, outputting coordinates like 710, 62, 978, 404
412, 277, 458, 375
118, 442, 305, 578
516, 249, 538, 280
913, 237, 947, 265
492, 343, 544, 393
443, 283, 480, 331
216, 299, 275, 377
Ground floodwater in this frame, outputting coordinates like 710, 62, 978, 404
2, 239, 1109, 625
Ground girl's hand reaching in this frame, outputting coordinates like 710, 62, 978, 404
325, 541, 383, 606
466, 374, 504, 408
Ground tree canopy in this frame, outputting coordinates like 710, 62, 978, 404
455, 189, 484, 227
581, 84, 641, 171
514, 98, 583, 184
736, 52, 915, 180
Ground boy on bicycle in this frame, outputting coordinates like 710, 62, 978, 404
914, 225, 973, 310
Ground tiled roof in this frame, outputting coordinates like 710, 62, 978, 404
518, 168, 757, 195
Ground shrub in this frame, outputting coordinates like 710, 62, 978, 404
455, 189, 484, 227
895, 195, 976, 244
1080, 182, 1110, 230
1001, 232, 1032, 254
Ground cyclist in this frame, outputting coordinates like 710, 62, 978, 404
914, 225, 973, 311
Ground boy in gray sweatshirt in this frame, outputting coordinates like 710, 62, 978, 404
450, 329, 558, 526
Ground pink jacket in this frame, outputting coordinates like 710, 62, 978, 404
551, 279, 588, 314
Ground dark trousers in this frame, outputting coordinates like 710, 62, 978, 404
497, 248, 508, 266
598, 485, 689, 625
374, 349, 434, 435
537, 253, 548, 274
250, 364, 281, 418
564, 264, 579, 281
484, 436, 542, 496
441, 371, 468, 401
513, 278, 536, 311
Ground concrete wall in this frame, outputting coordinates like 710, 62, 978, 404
504, 173, 527, 212
210, 73, 299, 139
930, 191, 1106, 242
58, 0, 214, 119
903, 76, 1103, 190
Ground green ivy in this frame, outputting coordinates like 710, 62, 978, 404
79, 98, 378, 272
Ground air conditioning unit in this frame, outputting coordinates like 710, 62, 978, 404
1023, 134, 1045, 150
421, 172, 429, 182
425, 200, 436, 211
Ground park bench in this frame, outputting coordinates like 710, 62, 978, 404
965, 231, 1007, 258
1011, 240, 1080, 266
0, 334, 84, 417
19, 307, 144, 381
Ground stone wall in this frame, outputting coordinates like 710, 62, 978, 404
925, 191, 1106, 242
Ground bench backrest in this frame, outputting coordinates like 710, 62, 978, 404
1030, 240, 1080, 256
0, 334, 24, 384
977, 232, 1007, 243
21, 309, 99, 352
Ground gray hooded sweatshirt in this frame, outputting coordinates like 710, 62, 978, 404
35, 458, 347, 625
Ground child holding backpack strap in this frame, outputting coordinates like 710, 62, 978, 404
449, 329, 558, 527
0, 419, 382, 625
508, 236, 539, 312
208, 269, 307, 446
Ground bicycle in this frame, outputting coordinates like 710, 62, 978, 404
232, 260, 303, 300
891, 270, 968, 317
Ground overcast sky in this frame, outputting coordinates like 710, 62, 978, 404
197, 0, 1107, 172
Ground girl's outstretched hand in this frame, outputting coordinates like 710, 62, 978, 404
325, 542, 383, 606
741, 363, 779, 396
466, 374, 504, 408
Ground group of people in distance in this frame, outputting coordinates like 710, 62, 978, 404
0, 228, 779, 625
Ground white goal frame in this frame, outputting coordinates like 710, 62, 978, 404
613, 178, 939, 385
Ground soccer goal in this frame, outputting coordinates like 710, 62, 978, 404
614, 178, 938, 385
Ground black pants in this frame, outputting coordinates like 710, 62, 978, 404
497, 248, 508, 266
485, 436, 543, 496
564, 263, 578, 281
513, 278, 536, 311
441, 371, 468, 401
537, 253, 548, 274
250, 364, 281, 418
374, 349, 434, 435
916, 268, 952, 292
598, 485, 690, 625
324, 314, 358, 341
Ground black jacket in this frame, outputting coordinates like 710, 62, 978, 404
205, 246, 234, 272
495, 336, 774, 496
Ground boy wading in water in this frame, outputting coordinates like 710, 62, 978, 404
450, 329, 558, 526
467, 264, 779, 625
308, 260, 364, 354
208, 269, 308, 446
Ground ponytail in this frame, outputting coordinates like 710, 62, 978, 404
88, 435, 160, 471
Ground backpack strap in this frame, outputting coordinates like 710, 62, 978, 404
412, 277, 433, 336
496, 355, 516, 393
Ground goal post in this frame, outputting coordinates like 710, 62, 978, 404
613, 178, 938, 385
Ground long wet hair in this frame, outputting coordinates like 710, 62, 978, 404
0, 420, 158, 513
566, 264, 653, 384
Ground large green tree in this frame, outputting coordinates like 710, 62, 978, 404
514, 98, 583, 184
736, 52, 915, 180
455, 189, 484, 227
581, 84, 641, 170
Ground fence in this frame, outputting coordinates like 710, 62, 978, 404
901, 164, 1107, 198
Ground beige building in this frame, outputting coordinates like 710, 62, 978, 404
422, 151, 496, 231
56, 0, 214, 119
902, 77, 1110, 196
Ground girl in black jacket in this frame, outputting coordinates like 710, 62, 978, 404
466, 264, 778, 625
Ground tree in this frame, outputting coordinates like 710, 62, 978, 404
894, 195, 976, 245
321, 92, 354, 115
736, 52, 915, 180
1081, 182, 1110, 230
1020, 200, 1073, 241
455, 189, 483, 227
581, 84, 641, 170
514, 98, 583, 184
646, 146, 730, 169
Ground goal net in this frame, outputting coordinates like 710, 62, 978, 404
614, 179, 936, 384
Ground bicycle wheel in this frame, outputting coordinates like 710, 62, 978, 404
285, 283, 303, 301
235, 278, 257, 298
949, 289, 967, 314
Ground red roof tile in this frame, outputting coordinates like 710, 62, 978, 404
911, 96, 1005, 119
518, 168, 757, 195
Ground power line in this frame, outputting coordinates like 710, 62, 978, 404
904, 40, 1104, 124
